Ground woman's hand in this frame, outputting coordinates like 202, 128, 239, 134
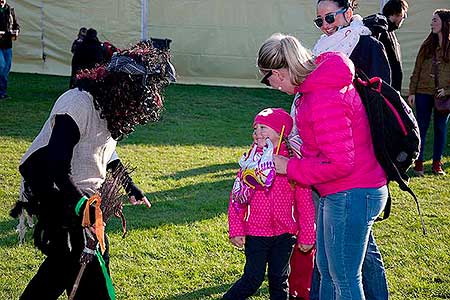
407, 94, 415, 107
273, 155, 289, 174
298, 243, 314, 252
230, 236, 246, 248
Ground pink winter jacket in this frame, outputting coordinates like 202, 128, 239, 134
287, 52, 387, 196
228, 144, 316, 245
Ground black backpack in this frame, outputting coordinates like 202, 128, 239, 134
353, 70, 426, 234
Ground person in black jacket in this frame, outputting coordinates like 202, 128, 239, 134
12, 41, 175, 300
70, 28, 107, 88
0, 0, 19, 100
71, 27, 87, 54
311, 1, 391, 300
313, 0, 391, 84
380, 0, 409, 92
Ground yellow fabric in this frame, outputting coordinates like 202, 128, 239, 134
10, 0, 450, 92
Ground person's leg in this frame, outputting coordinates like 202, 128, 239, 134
415, 93, 434, 161
322, 187, 388, 300
432, 109, 450, 162
309, 258, 320, 300
19, 255, 69, 300
0, 49, 7, 97
223, 236, 269, 300
362, 231, 389, 300
67, 232, 111, 300
316, 196, 336, 300
267, 233, 296, 300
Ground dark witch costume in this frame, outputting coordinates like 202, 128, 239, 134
10, 40, 175, 300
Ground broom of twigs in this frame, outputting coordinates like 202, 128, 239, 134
69, 163, 133, 300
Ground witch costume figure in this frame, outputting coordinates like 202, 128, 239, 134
10, 40, 176, 300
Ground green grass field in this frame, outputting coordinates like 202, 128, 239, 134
0, 73, 449, 299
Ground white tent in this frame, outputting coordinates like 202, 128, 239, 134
10, 0, 450, 92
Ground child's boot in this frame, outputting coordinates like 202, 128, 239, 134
412, 160, 424, 176
432, 160, 445, 175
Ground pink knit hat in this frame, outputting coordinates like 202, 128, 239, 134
253, 108, 293, 137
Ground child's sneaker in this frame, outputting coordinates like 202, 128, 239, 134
432, 161, 445, 175
412, 160, 424, 176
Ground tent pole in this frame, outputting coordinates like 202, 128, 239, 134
141, 0, 148, 41
40, 0, 46, 62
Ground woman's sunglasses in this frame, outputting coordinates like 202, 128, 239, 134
313, 7, 347, 28
260, 70, 273, 86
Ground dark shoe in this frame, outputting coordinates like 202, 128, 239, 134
413, 160, 424, 176
432, 161, 445, 175
0, 94, 9, 100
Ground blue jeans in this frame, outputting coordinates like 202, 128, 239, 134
316, 186, 388, 300
415, 93, 450, 161
310, 194, 389, 300
310, 232, 389, 300
223, 233, 296, 300
0, 47, 12, 96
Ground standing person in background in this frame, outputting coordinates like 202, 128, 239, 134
313, 0, 391, 84
311, 1, 392, 299
257, 33, 388, 300
408, 9, 450, 176
380, 0, 409, 92
0, 0, 19, 100
71, 27, 87, 54
70, 28, 107, 88
224, 108, 315, 300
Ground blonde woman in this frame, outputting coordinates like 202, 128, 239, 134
258, 33, 388, 300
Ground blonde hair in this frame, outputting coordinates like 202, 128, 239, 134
257, 33, 316, 86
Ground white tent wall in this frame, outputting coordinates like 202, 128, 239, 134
10, 0, 450, 93
11, 0, 142, 75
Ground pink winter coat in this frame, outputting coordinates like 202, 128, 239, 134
228, 144, 316, 245
287, 52, 387, 196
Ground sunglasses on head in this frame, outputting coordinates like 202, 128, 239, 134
313, 7, 347, 28
260, 70, 273, 86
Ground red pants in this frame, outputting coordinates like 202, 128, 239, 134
289, 247, 315, 300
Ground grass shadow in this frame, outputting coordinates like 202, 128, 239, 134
159, 284, 231, 300
105, 178, 234, 234
158, 162, 237, 180
1, 73, 292, 147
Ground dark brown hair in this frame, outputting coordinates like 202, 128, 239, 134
419, 9, 450, 62
382, 0, 409, 17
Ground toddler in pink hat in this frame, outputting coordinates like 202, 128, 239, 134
225, 108, 315, 300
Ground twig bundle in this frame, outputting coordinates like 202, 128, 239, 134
98, 163, 134, 237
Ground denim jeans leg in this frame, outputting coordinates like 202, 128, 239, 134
415, 93, 434, 161
362, 231, 389, 300
316, 196, 336, 300
223, 236, 269, 300
267, 233, 296, 300
309, 258, 320, 300
0, 48, 12, 96
318, 187, 388, 300
432, 110, 450, 161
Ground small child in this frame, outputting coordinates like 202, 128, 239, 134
224, 108, 315, 300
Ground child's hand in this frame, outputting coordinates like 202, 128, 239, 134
230, 236, 246, 249
273, 155, 289, 174
298, 243, 314, 252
